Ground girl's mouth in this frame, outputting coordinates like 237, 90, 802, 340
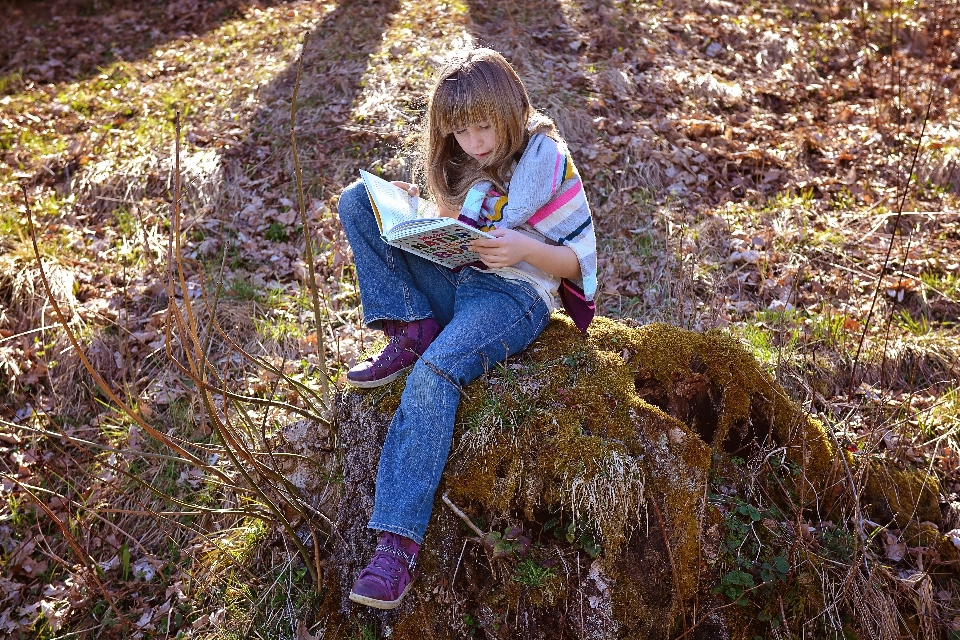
475, 152, 490, 159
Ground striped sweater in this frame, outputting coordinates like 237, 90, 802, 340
457, 133, 598, 332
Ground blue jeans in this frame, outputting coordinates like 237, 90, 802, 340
338, 181, 551, 544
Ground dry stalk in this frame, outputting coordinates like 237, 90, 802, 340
3, 473, 130, 629
290, 33, 333, 418
22, 411, 270, 588
23, 185, 235, 485
194, 273, 329, 423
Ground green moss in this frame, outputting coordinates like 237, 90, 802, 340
862, 461, 941, 528
438, 315, 805, 634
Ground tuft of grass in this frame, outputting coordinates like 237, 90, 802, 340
736, 320, 778, 365
225, 275, 263, 302
254, 312, 306, 344
922, 271, 960, 299
0, 70, 23, 95
894, 309, 931, 336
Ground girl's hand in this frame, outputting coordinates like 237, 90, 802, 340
470, 229, 535, 269
394, 182, 458, 219
391, 181, 419, 197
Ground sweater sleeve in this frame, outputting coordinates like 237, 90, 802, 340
457, 180, 493, 227
497, 134, 565, 228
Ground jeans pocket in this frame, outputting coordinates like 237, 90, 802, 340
511, 279, 543, 310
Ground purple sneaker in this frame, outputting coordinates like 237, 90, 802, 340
345, 318, 439, 388
349, 532, 420, 610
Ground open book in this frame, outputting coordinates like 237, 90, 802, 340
360, 169, 493, 269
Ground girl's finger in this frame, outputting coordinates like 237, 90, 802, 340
390, 181, 418, 196
475, 237, 506, 247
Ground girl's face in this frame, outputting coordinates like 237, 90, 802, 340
453, 122, 497, 163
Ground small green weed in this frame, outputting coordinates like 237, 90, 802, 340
264, 222, 288, 242
512, 557, 556, 588
479, 525, 531, 560
113, 207, 139, 237
463, 613, 483, 636
542, 514, 602, 558
465, 395, 505, 433
355, 623, 379, 640
709, 488, 792, 626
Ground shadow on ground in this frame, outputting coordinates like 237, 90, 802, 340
0, 0, 285, 87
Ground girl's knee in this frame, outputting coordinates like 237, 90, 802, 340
337, 180, 370, 223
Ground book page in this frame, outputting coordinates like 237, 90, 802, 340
359, 169, 417, 232
387, 217, 492, 241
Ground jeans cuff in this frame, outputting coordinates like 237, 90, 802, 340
367, 520, 424, 546
362, 313, 433, 332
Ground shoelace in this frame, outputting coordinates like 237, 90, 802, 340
373, 338, 405, 368
358, 545, 416, 586
372, 334, 419, 368
375, 543, 416, 570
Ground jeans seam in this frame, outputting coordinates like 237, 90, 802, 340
437, 263, 458, 287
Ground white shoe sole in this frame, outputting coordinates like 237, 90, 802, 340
345, 365, 413, 389
348, 582, 414, 610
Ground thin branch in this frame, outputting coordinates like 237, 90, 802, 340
848, 88, 935, 396
290, 32, 333, 417
442, 491, 484, 537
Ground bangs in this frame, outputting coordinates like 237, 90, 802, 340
431, 72, 496, 135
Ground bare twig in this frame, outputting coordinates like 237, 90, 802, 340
442, 491, 484, 537
4, 474, 130, 629
23, 186, 234, 485
291, 33, 333, 417
848, 88, 935, 396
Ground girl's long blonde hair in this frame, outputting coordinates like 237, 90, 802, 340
419, 48, 559, 208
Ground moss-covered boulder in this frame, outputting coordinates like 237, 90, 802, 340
315, 315, 949, 639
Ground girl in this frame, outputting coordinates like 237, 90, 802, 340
336, 47, 597, 610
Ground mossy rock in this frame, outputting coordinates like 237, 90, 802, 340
316, 315, 921, 639
862, 459, 942, 529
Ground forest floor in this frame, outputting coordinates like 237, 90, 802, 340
0, 0, 959, 637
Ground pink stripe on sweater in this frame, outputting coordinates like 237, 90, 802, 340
529, 181, 583, 226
